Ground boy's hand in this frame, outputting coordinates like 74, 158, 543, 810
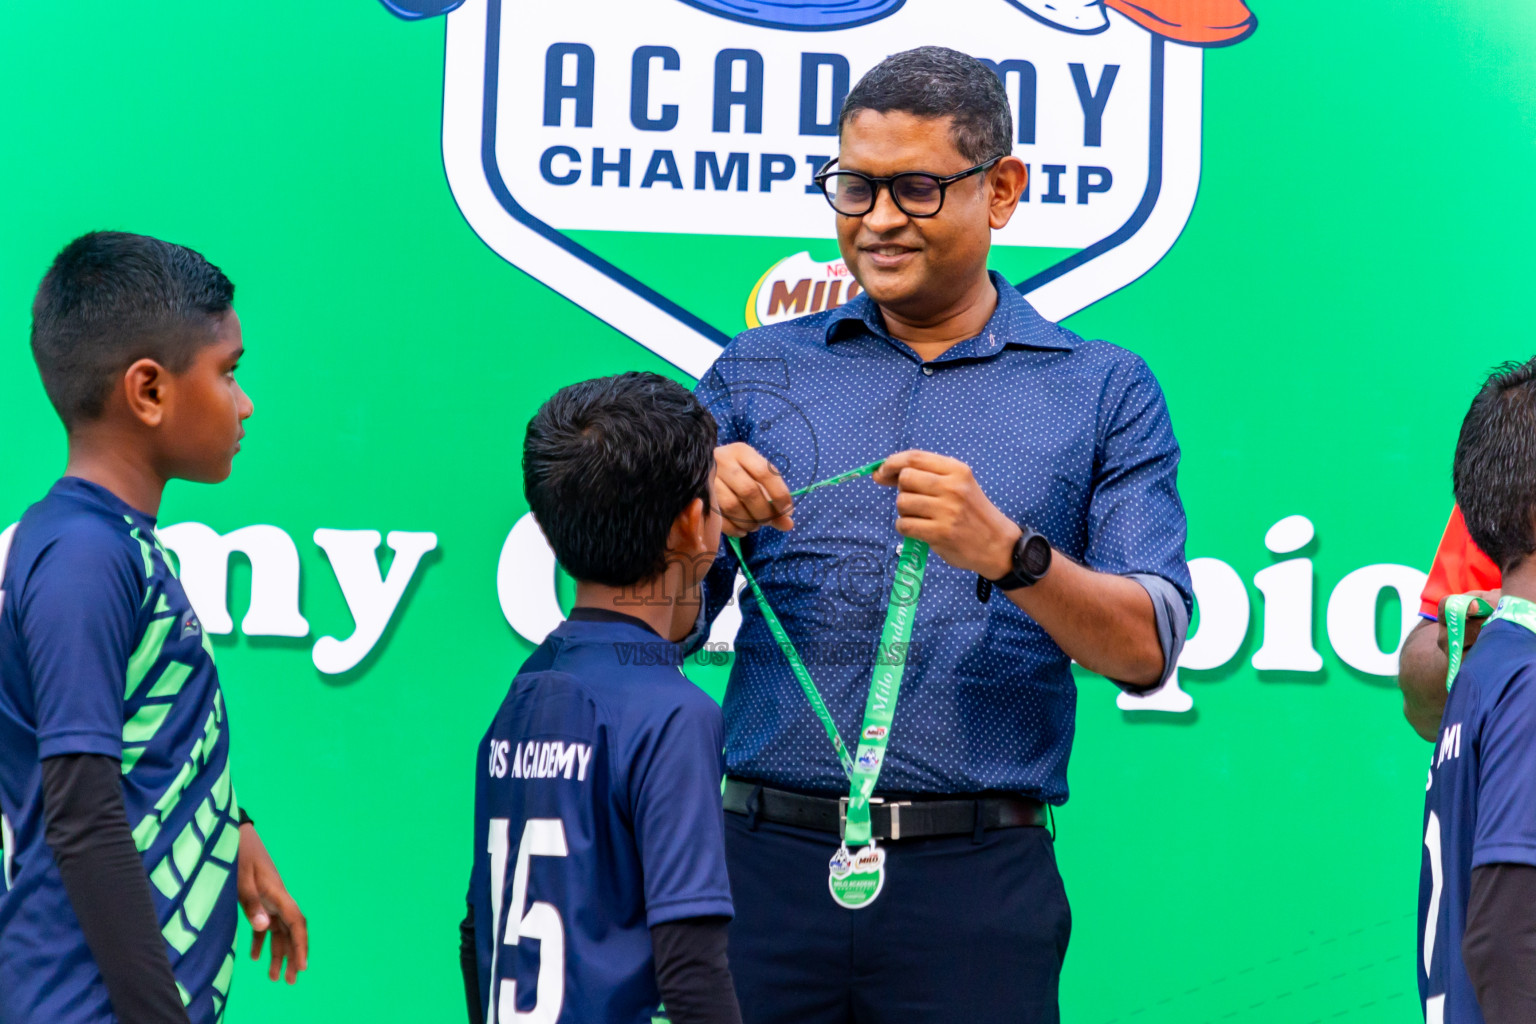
237, 823, 309, 983
713, 443, 794, 537
1437, 590, 1501, 654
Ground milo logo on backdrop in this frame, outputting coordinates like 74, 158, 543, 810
388, 0, 1256, 374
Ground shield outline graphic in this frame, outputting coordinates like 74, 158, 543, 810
441, 0, 1206, 378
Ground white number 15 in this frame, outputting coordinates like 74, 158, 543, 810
488, 818, 569, 1024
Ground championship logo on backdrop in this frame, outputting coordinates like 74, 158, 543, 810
388, 0, 1254, 375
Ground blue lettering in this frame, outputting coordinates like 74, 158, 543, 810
1040, 164, 1068, 204
713, 49, 764, 134
540, 145, 581, 185
979, 58, 1037, 145
592, 147, 631, 187
695, 151, 749, 191
1020, 162, 1031, 202
1069, 63, 1119, 147
798, 53, 849, 137
804, 153, 832, 195
760, 153, 798, 192
1077, 165, 1112, 203
543, 43, 595, 128
641, 149, 684, 189
630, 46, 680, 132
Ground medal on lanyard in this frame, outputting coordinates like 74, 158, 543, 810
727, 458, 929, 910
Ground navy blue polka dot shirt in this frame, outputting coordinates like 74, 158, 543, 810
695, 273, 1192, 803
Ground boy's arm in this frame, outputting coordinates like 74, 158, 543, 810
460, 901, 483, 1024
629, 701, 739, 1020
1466, 659, 1536, 1023
651, 916, 741, 1024
41, 753, 191, 1024
21, 530, 188, 1020
1463, 863, 1536, 1022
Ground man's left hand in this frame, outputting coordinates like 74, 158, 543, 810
874, 451, 1021, 578
237, 823, 309, 984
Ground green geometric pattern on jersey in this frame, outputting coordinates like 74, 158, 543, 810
122, 519, 240, 1015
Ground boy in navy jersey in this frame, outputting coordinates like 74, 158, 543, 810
0, 232, 307, 1023
1420, 357, 1536, 1024
461, 373, 741, 1024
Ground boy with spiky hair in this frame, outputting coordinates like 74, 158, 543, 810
462, 372, 741, 1024
1421, 358, 1536, 1023
0, 231, 307, 1023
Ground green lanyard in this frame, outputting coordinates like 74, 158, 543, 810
1441, 593, 1536, 689
1491, 595, 1536, 633
725, 458, 928, 847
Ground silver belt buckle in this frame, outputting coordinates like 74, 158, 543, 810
839, 796, 882, 839
842, 797, 911, 841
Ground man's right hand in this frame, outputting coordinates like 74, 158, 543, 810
1400, 588, 1502, 742
1437, 589, 1501, 655
712, 443, 794, 537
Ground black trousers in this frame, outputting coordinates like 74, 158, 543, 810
724, 811, 1071, 1024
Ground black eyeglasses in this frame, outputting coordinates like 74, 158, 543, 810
812, 156, 1005, 218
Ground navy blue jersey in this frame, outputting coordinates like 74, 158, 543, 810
1420, 618, 1536, 1023
469, 611, 733, 1024
0, 478, 240, 1023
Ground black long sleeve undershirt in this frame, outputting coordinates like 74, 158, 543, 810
458, 904, 741, 1024
651, 916, 742, 1024
461, 902, 483, 1024
40, 753, 191, 1024
1463, 862, 1536, 1023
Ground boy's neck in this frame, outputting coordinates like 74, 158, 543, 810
573, 576, 701, 644
1502, 558, 1536, 606
64, 429, 166, 517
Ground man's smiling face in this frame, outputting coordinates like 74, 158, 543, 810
834, 109, 1008, 323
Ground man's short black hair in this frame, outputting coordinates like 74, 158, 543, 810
1455, 357, 1536, 572
523, 372, 717, 587
839, 46, 1013, 164
31, 231, 235, 429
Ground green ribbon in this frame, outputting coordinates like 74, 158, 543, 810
1443, 593, 1495, 690
725, 458, 928, 847
1491, 595, 1536, 634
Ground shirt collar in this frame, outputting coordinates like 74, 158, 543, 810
565, 606, 664, 638
52, 476, 158, 528
823, 271, 1076, 358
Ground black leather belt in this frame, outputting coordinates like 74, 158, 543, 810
722, 778, 1047, 841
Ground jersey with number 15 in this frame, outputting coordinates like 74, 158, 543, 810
468, 613, 733, 1024
1419, 617, 1536, 1023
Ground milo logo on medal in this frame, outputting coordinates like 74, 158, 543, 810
829, 843, 887, 909
399, 0, 1257, 376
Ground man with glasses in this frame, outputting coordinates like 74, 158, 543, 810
693, 46, 1191, 1023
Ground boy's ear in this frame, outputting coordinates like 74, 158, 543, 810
667, 497, 709, 556
122, 358, 169, 427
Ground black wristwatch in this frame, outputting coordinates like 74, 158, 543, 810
977, 525, 1052, 602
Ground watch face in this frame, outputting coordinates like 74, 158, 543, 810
1021, 534, 1052, 576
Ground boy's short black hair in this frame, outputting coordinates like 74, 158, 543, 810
523, 372, 717, 587
839, 46, 1013, 164
31, 231, 235, 429
1455, 357, 1536, 572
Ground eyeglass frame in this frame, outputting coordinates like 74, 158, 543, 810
811, 155, 1007, 218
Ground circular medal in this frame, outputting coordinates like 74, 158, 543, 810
828, 840, 885, 909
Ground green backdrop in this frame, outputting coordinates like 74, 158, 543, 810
2, 2, 1534, 1021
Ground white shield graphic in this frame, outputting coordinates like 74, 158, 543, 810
440, 0, 1211, 376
